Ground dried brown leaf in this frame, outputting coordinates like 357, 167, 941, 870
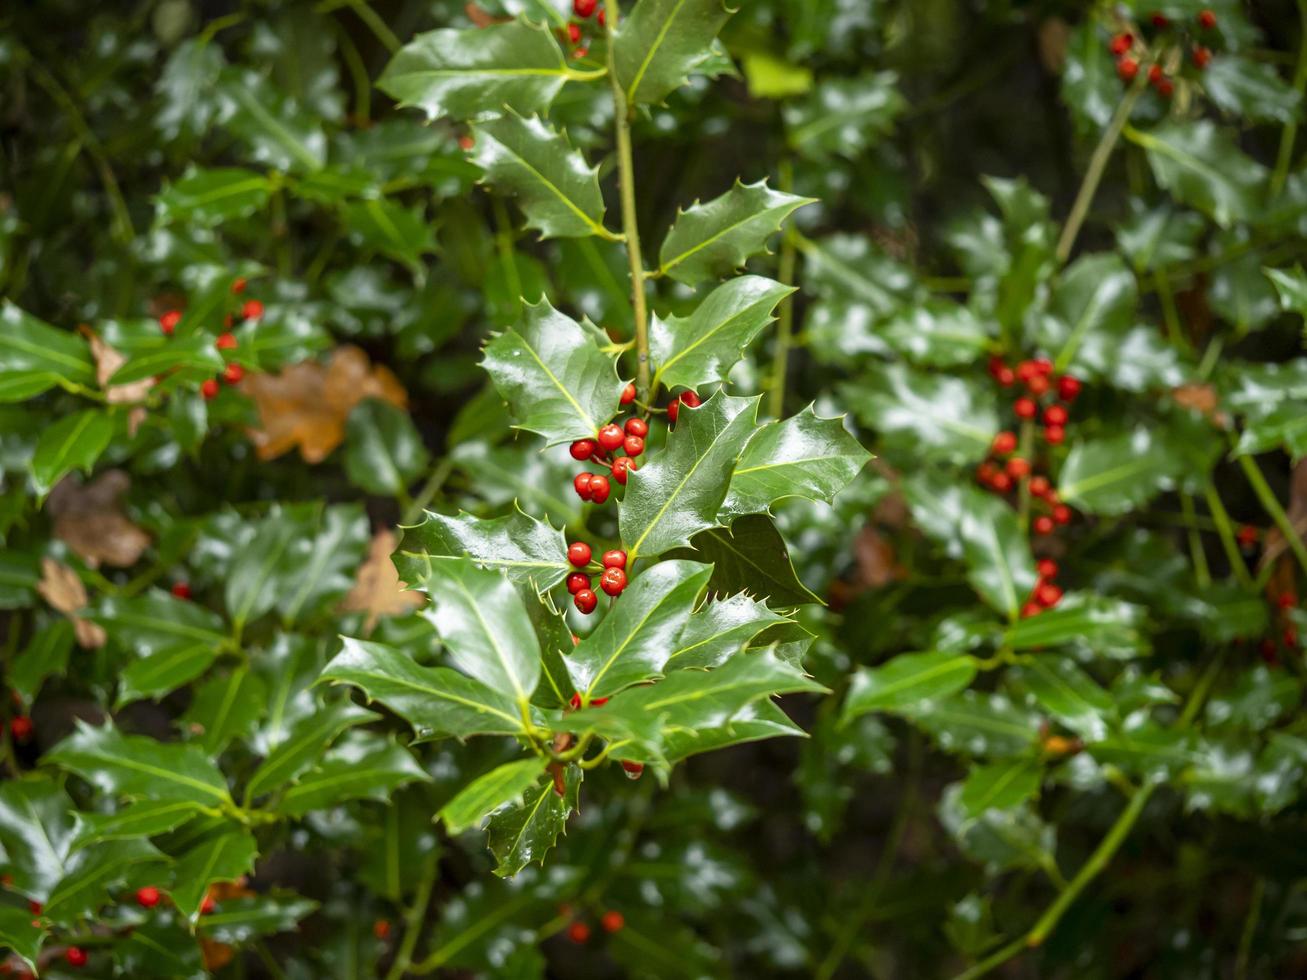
35, 558, 106, 648
339, 529, 426, 633
47, 470, 151, 568
83, 328, 154, 405
239, 346, 407, 463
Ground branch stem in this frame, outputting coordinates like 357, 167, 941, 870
768, 158, 797, 418
1238, 455, 1307, 578
1271, 0, 1307, 197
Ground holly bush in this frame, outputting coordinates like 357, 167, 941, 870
4, 0, 1307, 977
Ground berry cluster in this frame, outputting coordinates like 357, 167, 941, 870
564, 0, 606, 59
1109, 9, 1218, 97
1022, 558, 1065, 618
570, 384, 644, 503
566, 542, 628, 614
564, 906, 626, 945
157, 278, 261, 400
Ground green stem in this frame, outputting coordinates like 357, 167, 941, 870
1055, 67, 1149, 263
1238, 455, 1307, 578
1272, 0, 1307, 197
1181, 493, 1211, 589
1154, 268, 1185, 350
315, 0, 401, 52
383, 858, 438, 980
402, 456, 455, 526
606, 0, 651, 400
1235, 877, 1266, 980
1204, 481, 1255, 590
768, 158, 798, 418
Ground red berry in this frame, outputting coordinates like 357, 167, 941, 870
589, 475, 611, 504
567, 573, 591, 595
574, 0, 597, 15
996, 367, 1015, 387
621, 759, 644, 778
1109, 33, 1132, 56
1044, 425, 1066, 446
1036, 582, 1064, 608
598, 424, 625, 452
1151, 12, 1168, 28
373, 919, 392, 940
611, 456, 635, 485
201, 378, 220, 400
567, 23, 581, 43
1198, 9, 1216, 30
1237, 524, 1260, 548
992, 431, 1017, 455
591, 696, 608, 706
171, 582, 192, 600
598, 7, 606, 27
1057, 376, 1081, 401
231, 277, 247, 294
977, 462, 999, 486
623, 435, 645, 457
1037, 559, 1058, 579
1044, 405, 1068, 426
601, 910, 625, 933
241, 299, 264, 321
568, 542, 592, 568
1148, 64, 1164, 83
987, 355, 1007, 378
1053, 504, 1072, 525
136, 886, 161, 909
1014, 398, 1037, 420
1286, 627, 1299, 648
600, 567, 627, 597
569, 692, 583, 709
1021, 602, 1043, 619
200, 895, 216, 915
602, 550, 627, 569
574, 472, 594, 500
215, 332, 237, 351
1117, 56, 1139, 81
1029, 476, 1051, 498
1034, 515, 1056, 535
1026, 374, 1050, 397
1015, 361, 1038, 382
575, 589, 598, 614
991, 472, 1014, 494
158, 310, 182, 335
10, 717, 32, 741
1006, 457, 1030, 479
458, 134, 475, 151
1192, 45, 1212, 69
28, 901, 41, 915
1276, 593, 1297, 610
681, 391, 701, 408
570, 439, 596, 461
1155, 77, 1174, 97
65, 947, 87, 968
620, 382, 637, 405
568, 921, 591, 944
573, 44, 589, 58
223, 363, 245, 385
625, 417, 648, 438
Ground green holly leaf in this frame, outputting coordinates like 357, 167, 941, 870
939, 786, 1055, 873
1116, 202, 1204, 274
1061, 19, 1116, 131
341, 198, 436, 272
116, 924, 205, 979
0, 778, 78, 902
650, 276, 794, 392
1003, 594, 1149, 659
30, 409, 115, 497
155, 167, 273, 226
469, 111, 614, 240
661, 697, 803, 762
70, 800, 205, 850
668, 514, 820, 608
1044, 252, 1138, 373
1087, 723, 1196, 781
276, 732, 429, 817
656, 180, 814, 285
170, 829, 259, 924
665, 593, 790, 670
117, 642, 219, 708
567, 560, 713, 698
45, 839, 165, 921
106, 333, 225, 385
321, 637, 530, 740
0, 906, 45, 972
784, 71, 905, 161
46, 721, 232, 806
1135, 120, 1267, 228
379, 19, 579, 121
719, 405, 870, 520
900, 690, 1040, 759
345, 399, 430, 497
181, 668, 268, 754
243, 700, 378, 803
395, 508, 571, 594
486, 768, 579, 877
613, 0, 734, 106
878, 301, 993, 369
1203, 55, 1302, 124
481, 299, 626, 447
957, 758, 1042, 819
1059, 427, 1207, 515
218, 69, 326, 173
621, 392, 760, 561
0, 302, 95, 402
421, 558, 541, 704
439, 758, 548, 835
1013, 658, 1116, 741
842, 651, 979, 723
198, 894, 320, 944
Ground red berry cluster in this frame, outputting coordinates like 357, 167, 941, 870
159, 278, 260, 401
566, 543, 628, 614
565, 0, 606, 59
1021, 559, 1065, 618
665, 389, 700, 424
1109, 9, 1218, 97
570, 385, 644, 503
563, 906, 625, 945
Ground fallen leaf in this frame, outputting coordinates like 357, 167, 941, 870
1038, 18, 1070, 73
1172, 383, 1225, 424
47, 470, 151, 568
852, 526, 906, 589
35, 558, 106, 648
465, 3, 510, 27
82, 327, 155, 405
240, 346, 408, 463
200, 939, 235, 971
339, 528, 426, 633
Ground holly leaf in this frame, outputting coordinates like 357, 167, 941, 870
567, 560, 713, 698
719, 405, 870, 520
613, 0, 734, 106
155, 167, 273, 226
661, 697, 803, 762
344, 399, 430, 497
481, 299, 626, 447
1059, 427, 1210, 515
0, 778, 78, 902
650, 277, 794, 392
30, 409, 115, 497
395, 508, 571, 594
665, 593, 790, 670
470, 111, 614, 240
276, 732, 429, 817
1203, 55, 1302, 124
0, 301, 96, 402
620, 392, 760, 561
379, 19, 576, 121
242, 700, 378, 803
420, 558, 541, 704
439, 758, 548, 835
1013, 658, 1116, 741
69, 800, 205, 850
1136, 120, 1267, 228
320, 637, 529, 740
784, 71, 905, 161
957, 758, 1042, 819
842, 651, 979, 722
170, 830, 259, 924
656, 180, 814, 285
197, 895, 320, 944
668, 514, 820, 607
486, 769, 579, 877
45, 839, 165, 921
0, 906, 45, 972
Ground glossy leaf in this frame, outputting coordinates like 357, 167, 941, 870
1014, 658, 1116, 741
170, 829, 260, 923
843, 651, 979, 722
243, 700, 378, 802
0, 301, 95, 401
46, 722, 232, 806
844, 363, 998, 465
957, 758, 1042, 819
0, 778, 78, 901
46, 838, 165, 920
784, 71, 904, 161
613, 0, 733, 105
30, 409, 114, 496
156, 167, 272, 226
486, 769, 579, 877
396, 508, 571, 594
198, 894, 320, 944
70, 800, 204, 850
668, 514, 819, 607
345, 399, 430, 496
665, 593, 789, 670
181, 668, 268, 754
1136, 121, 1266, 227
276, 732, 429, 816
440, 758, 547, 834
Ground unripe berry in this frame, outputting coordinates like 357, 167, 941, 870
625, 417, 648, 438
1044, 424, 1066, 446
1037, 558, 1058, 579
136, 886, 161, 908
574, 0, 597, 16
574, 472, 594, 499
1014, 397, 1037, 420
992, 431, 1017, 455
65, 947, 87, 968
620, 382, 636, 405
1109, 33, 1132, 56
1033, 515, 1055, 535
1192, 45, 1212, 69
571, 439, 596, 460
10, 717, 32, 741
1057, 375, 1081, 401
573, 44, 589, 58
1036, 582, 1064, 607
575, 589, 598, 614
1006, 457, 1030, 479
568, 921, 591, 944
1198, 9, 1216, 29
171, 582, 192, 600
201, 378, 220, 400
601, 910, 625, 933
159, 310, 182, 335
598, 424, 625, 452
568, 542, 592, 567
1029, 476, 1051, 498
589, 474, 611, 504
567, 573, 591, 595
1053, 504, 1072, 525
223, 363, 245, 385
567, 23, 581, 43
1117, 56, 1139, 81
611, 456, 635, 485
1044, 404, 1068, 426
600, 567, 627, 596
602, 549, 627, 569
215, 332, 237, 350
621, 759, 644, 778
241, 299, 264, 321
623, 435, 644, 457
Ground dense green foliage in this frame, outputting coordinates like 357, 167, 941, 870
3, 0, 1307, 977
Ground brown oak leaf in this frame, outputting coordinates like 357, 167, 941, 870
239, 345, 407, 463
47, 470, 151, 569
35, 558, 106, 648
339, 529, 426, 633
